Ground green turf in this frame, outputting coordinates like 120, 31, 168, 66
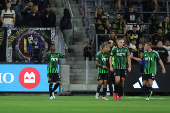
0, 96, 170, 113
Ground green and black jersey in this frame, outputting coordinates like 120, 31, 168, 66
110, 46, 129, 69
95, 51, 110, 73
46, 52, 63, 73
141, 50, 160, 74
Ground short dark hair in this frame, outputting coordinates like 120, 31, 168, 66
145, 42, 152, 47
165, 39, 169, 42
164, 15, 169, 19
84, 42, 88, 44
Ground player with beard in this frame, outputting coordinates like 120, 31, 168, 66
43, 43, 68, 100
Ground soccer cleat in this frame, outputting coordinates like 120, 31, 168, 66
118, 97, 124, 100
113, 93, 117, 99
52, 92, 55, 99
95, 92, 99, 99
146, 97, 149, 101
102, 97, 109, 100
50, 96, 53, 100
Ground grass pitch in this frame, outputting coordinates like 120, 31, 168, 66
0, 96, 170, 113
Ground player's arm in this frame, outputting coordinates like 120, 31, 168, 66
127, 55, 131, 72
43, 43, 48, 57
132, 57, 142, 61
109, 56, 113, 70
62, 44, 68, 58
95, 61, 107, 69
142, 36, 145, 45
158, 59, 166, 74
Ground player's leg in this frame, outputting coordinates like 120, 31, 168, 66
96, 73, 103, 99
52, 73, 61, 99
102, 73, 109, 100
108, 72, 114, 96
142, 74, 148, 96
118, 69, 127, 100
118, 77, 125, 100
48, 73, 54, 100
146, 74, 155, 101
114, 69, 120, 99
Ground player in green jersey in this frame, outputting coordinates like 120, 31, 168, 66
109, 38, 131, 100
95, 43, 110, 100
129, 42, 166, 101
43, 43, 68, 100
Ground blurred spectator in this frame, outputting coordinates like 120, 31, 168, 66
34, 0, 50, 12
60, 8, 72, 45
94, 8, 107, 24
123, 5, 144, 31
162, 40, 170, 61
153, 41, 169, 64
149, 14, 159, 34
1, 2, 15, 27
22, 0, 33, 27
29, 5, 41, 27
7, 0, 21, 26
106, 13, 126, 35
109, 31, 117, 46
159, 15, 170, 35
142, 0, 157, 23
129, 38, 138, 56
114, 0, 121, 12
125, 24, 144, 47
41, 4, 56, 27
90, 19, 108, 48
0, 0, 6, 10
129, 39, 139, 63
82, 42, 92, 61
151, 27, 166, 47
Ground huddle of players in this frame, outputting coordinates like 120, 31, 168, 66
95, 38, 166, 101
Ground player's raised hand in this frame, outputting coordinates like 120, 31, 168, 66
162, 68, 166, 74
128, 67, 131, 72
65, 43, 68, 50
102, 65, 107, 69
45, 43, 48, 49
110, 67, 114, 72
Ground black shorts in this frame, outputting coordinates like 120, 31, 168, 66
48, 73, 60, 83
98, 73, 108, 81
114, 69, 127, 78
142, 74, 155, 81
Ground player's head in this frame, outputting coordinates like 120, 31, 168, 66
144, 42, 152, 50
117, 38, 124, 47
116, 13, 121, 20
101, 43, 108, 52
157, 27, 162, 34
50, 44, 55, 51
156, 41, 163, 48
164, 40, 169, 47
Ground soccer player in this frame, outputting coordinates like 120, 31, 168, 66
43, 43, 68, 100
95, 43, 110, 100
129, 42, 166, 101
109, 38, 131, 100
